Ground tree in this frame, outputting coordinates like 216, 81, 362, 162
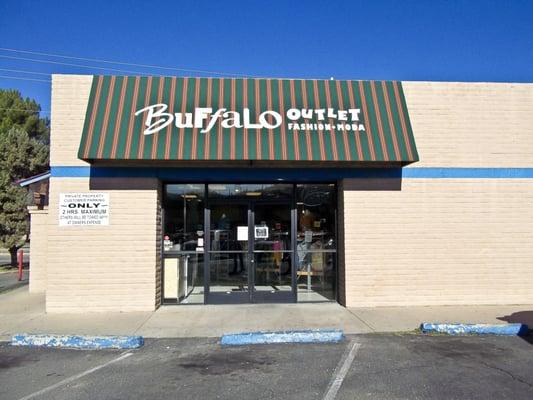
0, 89, 49, 266
0, 89, 49, 143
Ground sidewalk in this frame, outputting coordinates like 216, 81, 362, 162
1, 287, 532, 340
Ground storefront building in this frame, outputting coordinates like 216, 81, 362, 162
28, 75, 533, 312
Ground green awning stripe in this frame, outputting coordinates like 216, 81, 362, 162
234, 79, 243, 160
78, 76, 418, 163
79, 76, 99, 159
90, 76, 110, 158
110, 76, 122, 158
354, 81, 374, 160
362, 81, 382, 160
185, 78, 197, 160
327, 80, 345, 161
351, 81, 368, 160
122, 76, 139, 159
337, 81, 356, 161
289, 79, 301, 160
385, 81, 408, 160
396, 81, 418, 161
257, 79, 266, 160
317, 80, 334, 161
112, 76, 127, 158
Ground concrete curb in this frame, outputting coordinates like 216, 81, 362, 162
420, 323, 528, 336
220, 329, 344, 346
11, 334, 144, 349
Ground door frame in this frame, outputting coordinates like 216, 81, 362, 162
161, 182, 339, 306
249, 199, 297, 303
205, 194, 297, 304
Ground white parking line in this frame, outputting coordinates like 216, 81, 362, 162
323, 340, 361, 400
17, 352, 133, 400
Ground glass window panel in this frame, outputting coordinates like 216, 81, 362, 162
208, 252, 249, 294
296, 183, 337, 302
253, 201, 292, 294
163, 184, 205, 253
253, 203, 291, 250
208, 183, 292, 200
296, 184, 336, 249
163, 253, 204, 304
254, 252, 292, 293
209, 203, 248, 251
208, 199, 249, 295
161, 182, 338, 304
297, 252, 336, 302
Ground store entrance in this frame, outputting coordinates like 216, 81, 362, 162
207, 186, 295, 304
162, 183, 338, 305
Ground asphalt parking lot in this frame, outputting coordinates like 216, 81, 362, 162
1, 334, 532, 400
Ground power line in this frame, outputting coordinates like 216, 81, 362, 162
0, 74, 51, 83
0, 47, 253, 77
0, 54, 157, 76
0, 67, 51, 76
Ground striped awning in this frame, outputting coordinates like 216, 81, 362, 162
78, 76, 418, 163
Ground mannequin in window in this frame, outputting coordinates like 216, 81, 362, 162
217, 213, 230, 230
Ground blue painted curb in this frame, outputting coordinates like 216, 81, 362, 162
220, 329, 344, 346
11, 334, 144, 349
420, 323, 528, 336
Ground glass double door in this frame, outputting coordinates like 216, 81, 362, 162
207, 200, 295, 303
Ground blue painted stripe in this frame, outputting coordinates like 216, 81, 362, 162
220, 329, 344, 346
52, 166, 91, 177
403, 168, 533, 178
11, 334, 144, 349
51, 166, 400, 181
420, 323, 528, 336
50, 166, 533, 180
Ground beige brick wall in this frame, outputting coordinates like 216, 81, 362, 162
343, 179, 533, 307
155, 183, 162, 307
402, 81, 533, 167
47, 75, 161, 312
336, 180, 346, 306
343, 82, 533, 307
28, 207, 48, 293
46, 76, 533, 309
50, 75, 92, 167
46, 177, 159, 312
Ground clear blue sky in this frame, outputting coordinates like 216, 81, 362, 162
1, 0, 532, 115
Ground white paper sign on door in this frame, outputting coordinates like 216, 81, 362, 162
254, 226, 269, 239
59, 193, 110, 226
237, 226, 248, 241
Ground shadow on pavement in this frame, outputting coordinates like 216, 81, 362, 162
498, 311, 533, 345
